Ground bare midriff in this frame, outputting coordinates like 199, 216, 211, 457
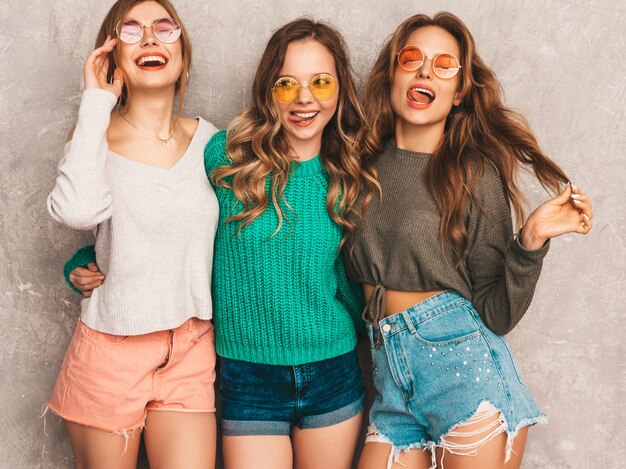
363, 284, 444, 318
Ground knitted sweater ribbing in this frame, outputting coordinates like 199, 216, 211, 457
345, 144, 549, 336
205, 130, 364, 365
50, 89, 219, 335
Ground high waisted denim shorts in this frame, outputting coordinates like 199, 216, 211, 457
220, 349, 365, 436
366, 291, 546, 461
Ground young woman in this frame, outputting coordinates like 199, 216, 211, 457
346, 12, 593, 469
64, 18, 378, 469
47, 1, 218, 468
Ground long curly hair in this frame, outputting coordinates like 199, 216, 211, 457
94, 0, 191, 118
363, 12, 569, 258
211, 18, 379, 246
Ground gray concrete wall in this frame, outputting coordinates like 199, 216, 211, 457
1, 0, 624, 467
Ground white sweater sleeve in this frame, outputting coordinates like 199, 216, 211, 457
47, 89, 117, 230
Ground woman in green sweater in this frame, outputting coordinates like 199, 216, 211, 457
66, 18, 378, 468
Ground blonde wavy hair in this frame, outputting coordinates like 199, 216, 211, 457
363, 12, 568, 258
212, 18, 378, 246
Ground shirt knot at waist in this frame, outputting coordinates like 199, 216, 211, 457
363, 283, 387, 324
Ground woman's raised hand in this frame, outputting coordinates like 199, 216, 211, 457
83, 36, 123, 98
520, 183, 593, 250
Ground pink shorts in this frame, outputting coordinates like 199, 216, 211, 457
48, 317, 216, 433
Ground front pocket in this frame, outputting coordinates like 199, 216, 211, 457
412, 303, 481, 346
192, 318, 214, 343
80, 322, 129, 346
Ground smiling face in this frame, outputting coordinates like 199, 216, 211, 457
273, 39, 339, 159
391, 26, 462, 145
115, 1, 183, 92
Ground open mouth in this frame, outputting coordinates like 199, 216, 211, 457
290, 111, 319, 124
407, 87, 435, 105
134, 55, 168, 68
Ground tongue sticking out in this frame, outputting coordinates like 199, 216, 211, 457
290, 111, 318, 123
408, 89, 433, 105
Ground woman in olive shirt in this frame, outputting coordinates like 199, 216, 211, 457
348, 12, 593, 469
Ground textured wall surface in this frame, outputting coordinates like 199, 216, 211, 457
1, 0, 624, 468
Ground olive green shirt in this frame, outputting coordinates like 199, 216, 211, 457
345, 144, 549, 335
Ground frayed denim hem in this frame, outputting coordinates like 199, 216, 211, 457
42, 402, 146, 455
364, 401, 548, 469
365, 425, 435, 469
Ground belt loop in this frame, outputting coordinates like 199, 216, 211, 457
401, 310, 416, 334
366, 323, 375, 344
369, 322, 384, 349
375, 324, 383, 349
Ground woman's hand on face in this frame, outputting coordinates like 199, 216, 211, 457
70, 263, 105, 298
84, 36, 123, 98
520, 183, 593, 250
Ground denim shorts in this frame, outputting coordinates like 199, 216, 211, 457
367, 291, 546, 458
220, 350, 365, 436
48, 318, 216, 433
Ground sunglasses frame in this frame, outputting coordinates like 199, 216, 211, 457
397, 45, 462, 79
115, 17, 182, 45
271, 73, 339, 104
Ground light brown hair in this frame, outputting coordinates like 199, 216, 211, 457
94, 0, 191, 117
363, 12, 568, 258
212, 18, 378, 245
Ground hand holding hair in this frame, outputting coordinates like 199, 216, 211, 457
520, 183, 593, 250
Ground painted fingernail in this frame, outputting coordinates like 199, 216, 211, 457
572, 184, 579, 190
573, 199, 582, 204
582, 214, 590, 219
571, 194, 581, 199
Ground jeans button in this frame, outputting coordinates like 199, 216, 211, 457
382, 324, 392, 332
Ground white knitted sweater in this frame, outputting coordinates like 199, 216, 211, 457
48, 89, 219, 335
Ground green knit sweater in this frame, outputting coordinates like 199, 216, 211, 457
64, 129, 364, 365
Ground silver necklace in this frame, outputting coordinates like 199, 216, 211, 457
120, 112, 175, 148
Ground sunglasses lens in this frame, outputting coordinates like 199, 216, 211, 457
273, 77, 300, 103
118, 20, 143, 44
398, 46, 424, 71
310, 74, 337, 101
433, 54, 460, 78
154, 18, 181, 43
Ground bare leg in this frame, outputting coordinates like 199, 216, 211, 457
292, 412, 363, 469
143, 410, 216, 469
358, 404, 529, 469
435, 418, 528, 469
66, 420, 142, 469
222, 435, 293, 469
358, 442, 432, 469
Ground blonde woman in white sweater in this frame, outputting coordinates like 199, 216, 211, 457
46, 1, 218, 468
